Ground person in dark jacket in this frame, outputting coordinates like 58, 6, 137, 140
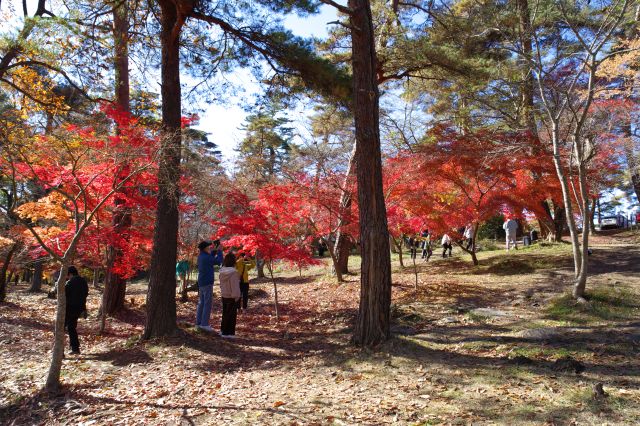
195, 240, 223, 331
65, 266, 88, 355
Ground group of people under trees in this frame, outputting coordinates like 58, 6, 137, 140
194, 240, 255, 337
406, 217, 525, 260
406, 224, 475, 260
60, 239, 257, 356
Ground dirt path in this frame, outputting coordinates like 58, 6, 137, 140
1, 238, 639, 425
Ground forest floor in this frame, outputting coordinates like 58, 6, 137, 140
1, 230, 639, 425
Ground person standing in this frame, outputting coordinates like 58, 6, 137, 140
235, 252, 256, 311
65, 266, 88, 355
408, 234, 419, 260
421, 229, 432, 260
195, 240, 223, 331
176, 259, 189, 296
503, 217, 518, 251
219, 253, 241, 337
441, 234, 453, 258
464, 224, 474, 251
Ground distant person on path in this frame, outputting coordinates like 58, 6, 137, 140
441, 234, 453, 258
219, 253, 241, 337
464, 224, 474, 251
65, 266, 88, 355
409, 234, 420, 260
503, 217, 518, 251
317, 241, 327, 257
195, 240, 223, 331
421, 229, 432, 260
176, 259, 189, 295
235, 252, 256, 311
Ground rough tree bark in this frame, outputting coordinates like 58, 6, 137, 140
29, 259, 44, 292
0, 244, 17, 302
623, 124, 640, 203
516, 0, 536, 137
143, 0, 188, 339
541, 200, 565, 242
456, 224, 479, 266
103, 0, 131, 315
322, 236, 344, 282
45, 263, 69, 391
267, 260, 280, 320
349, 0, 392, 347
334, 143, 356, 275
256, 250, 265, 278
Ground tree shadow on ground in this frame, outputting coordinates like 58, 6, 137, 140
112, 305, 147, 326
0, 314, 51, 332
588, 246, 640, 277
384, 336, 640, 385
0, 300, 25, 311
404, 280, 505, 311
84, 347, 153, 366
175, 305, 356, 374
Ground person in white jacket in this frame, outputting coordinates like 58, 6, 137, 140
441, 234, 453, 258
219, 253, 241, 337
503, 217, 518, 251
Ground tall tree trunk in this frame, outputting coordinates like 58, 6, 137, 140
268, 261, 280, 320
103, 0, 131, 314
349, 0, 392, 347
589, 197, 597, 233
335, 236, 353, 275
334, 143, 356, 275
0, 244, 17, 302
412, 252, 418, 291
143, 1, 186, 339
29, 259, 44, 292
550, 125, 582, 281
45, 263, 69, 392
92, 268, 101, 289
323, 237, 344, 282
516, 0, 537, 136
553, 207, 566, 242
623, 124, 640, 202
574, 163, 591, 299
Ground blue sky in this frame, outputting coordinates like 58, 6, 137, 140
195, 5, 338, 162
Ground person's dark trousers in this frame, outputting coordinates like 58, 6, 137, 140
442, 243, 452, 258
423, 248, 432, 260
466, 238, 473, 251
65, 305, 83, 352
239, 282, 249, 309
410, 248, 417, 260
221, 297, 238, 335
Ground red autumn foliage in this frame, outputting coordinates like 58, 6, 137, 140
214, 187, 318, 269
5, 107, 158, 278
